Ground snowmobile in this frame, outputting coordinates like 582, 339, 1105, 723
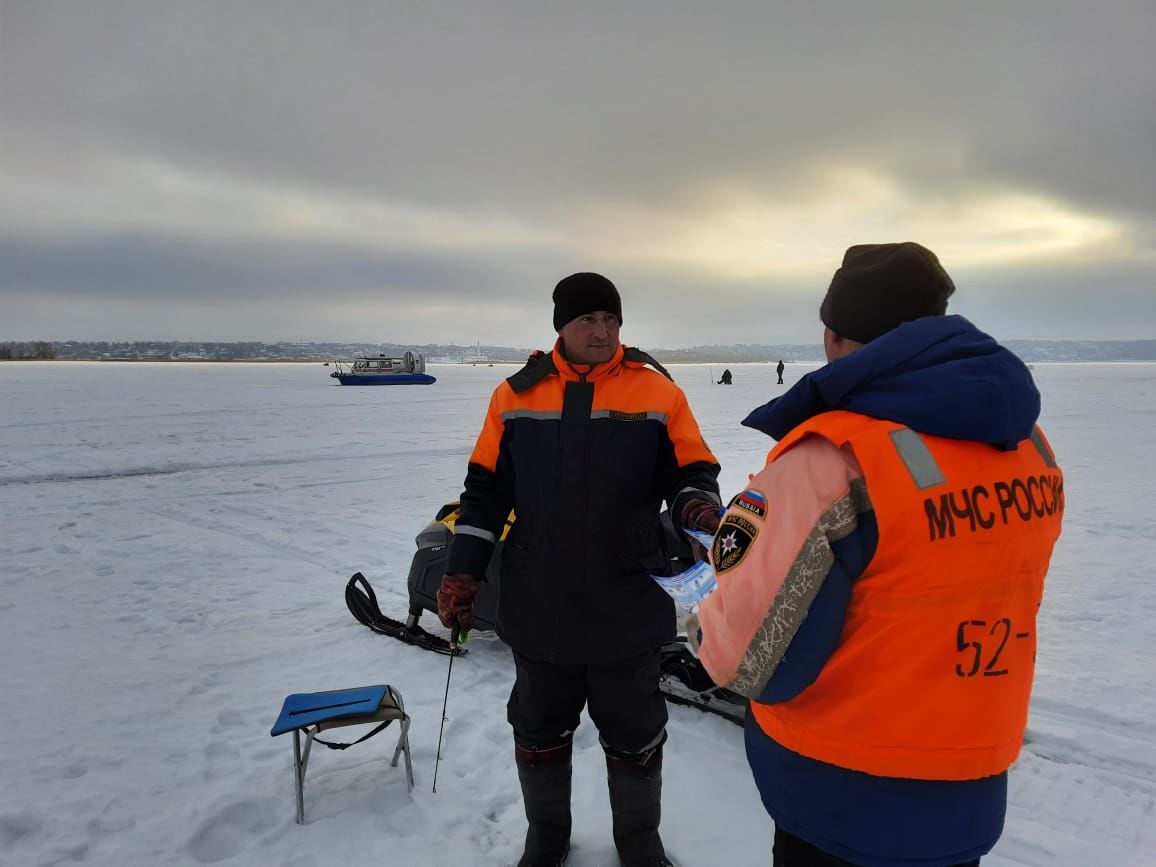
345, 502, 746, 725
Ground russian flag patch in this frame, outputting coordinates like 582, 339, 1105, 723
734, 488, 767, 518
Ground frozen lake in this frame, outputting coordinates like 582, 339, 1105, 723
2, 360, 1154, 866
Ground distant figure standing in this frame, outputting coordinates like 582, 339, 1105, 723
718, 368, 733, 385
776, 359, 785, 384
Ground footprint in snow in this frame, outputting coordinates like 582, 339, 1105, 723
210, 708, 245, 733
185, 798, 280, 864
0, 812, 43, 849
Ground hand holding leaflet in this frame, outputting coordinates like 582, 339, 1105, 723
682, 502, 723, 562
650, 527, 718, 612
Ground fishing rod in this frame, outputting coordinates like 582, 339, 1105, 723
432, 628, 466, 793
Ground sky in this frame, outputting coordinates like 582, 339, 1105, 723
2, 1, 1154, 348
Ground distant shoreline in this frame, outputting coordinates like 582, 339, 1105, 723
9, 338, 1155, 364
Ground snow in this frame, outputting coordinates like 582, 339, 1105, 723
2, 360, 1153, 867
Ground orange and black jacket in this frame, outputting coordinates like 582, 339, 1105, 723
446, 341, 720, 664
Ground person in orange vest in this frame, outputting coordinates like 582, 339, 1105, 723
689, 243, 1064, 867
437, 272, 722, 867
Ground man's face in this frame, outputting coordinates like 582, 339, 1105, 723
559, 311, 621, 365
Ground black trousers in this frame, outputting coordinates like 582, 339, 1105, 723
507, 647, 668, 754
773, 828, 979, 867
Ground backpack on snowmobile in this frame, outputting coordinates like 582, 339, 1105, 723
345, 502, 746, 724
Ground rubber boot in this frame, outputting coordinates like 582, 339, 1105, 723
515, 742, 572, 867
605, 745, 672, 867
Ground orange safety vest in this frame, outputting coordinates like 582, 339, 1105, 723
750, 410, 1064, 781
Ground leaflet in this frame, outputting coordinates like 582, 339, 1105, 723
684, 528, 715, 550
650, 527, 718, 612
651, 560, 718, 612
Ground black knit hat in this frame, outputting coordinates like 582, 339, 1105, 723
552, 272, 623, 331
819, 242, 955, 343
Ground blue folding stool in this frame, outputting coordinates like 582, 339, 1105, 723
270, 684, 414, 823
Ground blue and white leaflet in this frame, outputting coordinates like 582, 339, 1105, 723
651, 528, 718, 611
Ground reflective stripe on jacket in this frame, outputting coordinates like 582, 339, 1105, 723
748, 409, 1064, 780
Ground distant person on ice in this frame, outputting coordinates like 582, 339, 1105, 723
438, 272, 721, 867
718, 368, 733, 385
776, 359, 785, 384
690, 243, 1064, 867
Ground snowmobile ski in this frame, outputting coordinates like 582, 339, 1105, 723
345, 572, 465, 656
658, 638, 746, 726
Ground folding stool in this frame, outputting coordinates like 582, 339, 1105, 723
270, 684, 413, 823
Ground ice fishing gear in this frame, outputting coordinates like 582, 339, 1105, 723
432, 629, 463, 793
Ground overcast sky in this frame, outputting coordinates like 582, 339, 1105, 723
2, 1, 1154, 347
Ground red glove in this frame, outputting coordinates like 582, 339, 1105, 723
683, 499, 722, 534
682, 499, 722, 562
436, 573, 481, 631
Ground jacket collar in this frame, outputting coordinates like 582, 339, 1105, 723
741, 315, 1040, 449
551, 340, 626, 382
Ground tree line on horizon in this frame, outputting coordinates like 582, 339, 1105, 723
0, 341, 56, 359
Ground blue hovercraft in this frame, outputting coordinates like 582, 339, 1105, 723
330, 351, 436, 385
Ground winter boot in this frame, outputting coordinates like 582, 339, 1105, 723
605, 741, 672, 867
515, 741, 572, 867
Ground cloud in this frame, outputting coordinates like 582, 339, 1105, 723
554, 163, 1140, 282
1, 1, 1153, 342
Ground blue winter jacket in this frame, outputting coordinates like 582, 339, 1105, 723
739, 315, 1040, 867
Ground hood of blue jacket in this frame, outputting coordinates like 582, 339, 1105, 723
742, 316, 1040, 450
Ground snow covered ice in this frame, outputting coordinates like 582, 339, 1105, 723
2, 360, 1154, 866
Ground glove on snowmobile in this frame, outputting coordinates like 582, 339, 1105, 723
437, 572, 481, 631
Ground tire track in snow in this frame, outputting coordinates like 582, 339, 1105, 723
0, 446, 464, 487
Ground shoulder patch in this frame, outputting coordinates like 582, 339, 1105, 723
608, 409, 649, 421
731, 488, 767, 519
712, 514, 758, 573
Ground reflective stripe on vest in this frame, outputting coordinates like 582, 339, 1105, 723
750, 412, 1064, 781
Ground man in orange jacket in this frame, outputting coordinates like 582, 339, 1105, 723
438, 273, 721, 867
692, 243, 1064, 867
